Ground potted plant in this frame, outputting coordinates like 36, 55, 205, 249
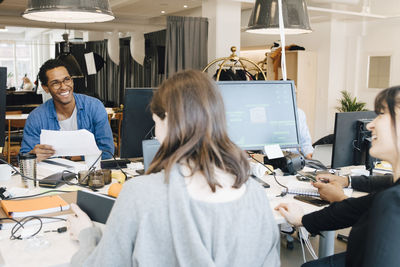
336, 90, 368, 112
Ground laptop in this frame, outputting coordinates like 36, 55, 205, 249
142, 139, 161, 172
77, 190, 115, 224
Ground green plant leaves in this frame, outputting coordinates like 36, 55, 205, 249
336, 90, 368, 112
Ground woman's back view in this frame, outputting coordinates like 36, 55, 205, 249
69, 70, 280, 267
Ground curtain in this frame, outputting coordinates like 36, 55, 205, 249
61, 29, 167, 106
86, 38, 145, 106
165, 16, 208, 78
143, 30, 166, 87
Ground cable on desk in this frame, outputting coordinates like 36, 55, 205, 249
103, 150, 128, 181
10, 216, 66, 240
247, 151, 288, 196
67, 150, 128, 191
0, 217, 24, 230
143, 125, 155, 140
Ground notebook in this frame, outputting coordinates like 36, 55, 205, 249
0, 192, 76, 229
1, 195, 70, 218
284, 180, 353, 197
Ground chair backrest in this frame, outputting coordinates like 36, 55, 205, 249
6, 111, 26, 129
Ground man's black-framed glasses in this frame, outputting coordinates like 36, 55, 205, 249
48, 76, 73, 90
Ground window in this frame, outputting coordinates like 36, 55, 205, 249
0, 41, 34, 89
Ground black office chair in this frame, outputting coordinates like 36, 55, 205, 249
312, 134, 334, 147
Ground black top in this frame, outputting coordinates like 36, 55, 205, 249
302, 175, 400, 267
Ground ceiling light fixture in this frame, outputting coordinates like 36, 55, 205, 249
22, 0, 114, 23
183, 5, 188, 8
247, 0, 312, 81
246, 0, 312, 35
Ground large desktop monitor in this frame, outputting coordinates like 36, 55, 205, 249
120, 88, 156, 158
331, 111, 377, 169
0, 67, 6, 147
217, 81, 300, 150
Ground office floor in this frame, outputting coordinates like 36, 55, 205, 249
280, 229, 348, 266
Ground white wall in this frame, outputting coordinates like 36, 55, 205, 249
241, 9, 399, 141
356, 17, 400, 110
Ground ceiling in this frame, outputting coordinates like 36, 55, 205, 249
0, 0, 399, 39
0, 0, 203, 34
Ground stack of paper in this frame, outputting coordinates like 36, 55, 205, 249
284, 180, 353, 197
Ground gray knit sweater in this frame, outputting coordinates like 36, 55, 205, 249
71, 166, 280, 267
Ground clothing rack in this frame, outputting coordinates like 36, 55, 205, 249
202, 46, 267, 81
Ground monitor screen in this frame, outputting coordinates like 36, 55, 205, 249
0, 67, 6, 147
331, 111, 377, 169
217, 81, 300, 150
120, 88, 156, 158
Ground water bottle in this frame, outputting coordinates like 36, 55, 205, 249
18, 153, 37, 188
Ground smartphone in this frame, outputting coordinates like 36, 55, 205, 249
296, 171, 317, 183
294, 195, 329, 207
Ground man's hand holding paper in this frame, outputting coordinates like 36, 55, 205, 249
38, 129, 101, 162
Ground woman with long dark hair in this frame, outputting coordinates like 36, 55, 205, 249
68, 70, 280, 267
277, 86, 400, 266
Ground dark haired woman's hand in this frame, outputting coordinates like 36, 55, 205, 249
275, 203, 303, 227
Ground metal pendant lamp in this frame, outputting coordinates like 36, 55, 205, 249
247, 0, 312, 34
58, 33, 84, 78
22, 0, 114, 23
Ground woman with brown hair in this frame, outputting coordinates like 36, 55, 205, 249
68, 70, 280, 267
276, 86, 400, 267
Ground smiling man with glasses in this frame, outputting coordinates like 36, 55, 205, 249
20, 59, 114, 161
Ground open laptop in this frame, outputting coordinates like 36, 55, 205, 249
142, 139, 161, 172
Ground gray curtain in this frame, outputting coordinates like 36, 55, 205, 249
86, 38, 145, 106
165, 16, 208, 78
86, 40, 117, 105
144, 30, 166, 87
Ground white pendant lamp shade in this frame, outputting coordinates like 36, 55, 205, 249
247, 0, 312, 34
22, 0, 115, 23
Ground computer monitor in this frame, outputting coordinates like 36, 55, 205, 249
331, 111, 377, 169
0, 67, 6, 147
120, 88, 156, 158
217, 81, 300, 150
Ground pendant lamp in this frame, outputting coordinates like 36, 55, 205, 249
247, 0, 312, 34
22, 0, 114, 23
58, 33, 84, 78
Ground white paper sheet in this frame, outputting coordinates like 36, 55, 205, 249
84, 52, 96, 75
40, 129, 101, 157
264, 144, 284, 159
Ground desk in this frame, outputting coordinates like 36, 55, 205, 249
261, 174, 335, 258
5, 114, 29, 163
0, 169, 357, 266
0, 166, 124, 267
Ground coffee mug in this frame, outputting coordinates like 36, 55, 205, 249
0, 164, 16, 181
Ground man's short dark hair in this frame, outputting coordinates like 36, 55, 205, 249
38, 59, 70, 86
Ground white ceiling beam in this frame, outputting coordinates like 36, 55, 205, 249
109, 0, 140, 9
308, 6, 387, 18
